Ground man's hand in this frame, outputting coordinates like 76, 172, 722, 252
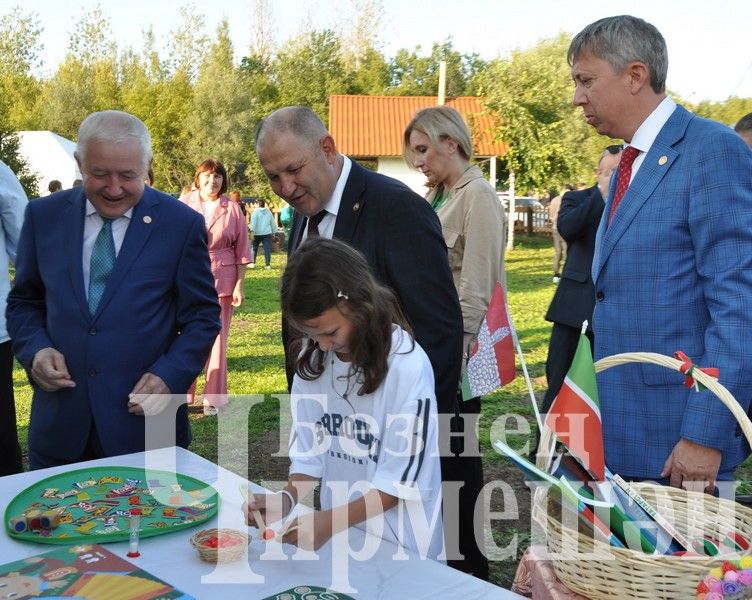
127, 373, 172, 416
31, 347, 76, 391
661, 438, 722, 493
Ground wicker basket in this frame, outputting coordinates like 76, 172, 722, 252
190, 528, 249, 563
533, 352, 752, 600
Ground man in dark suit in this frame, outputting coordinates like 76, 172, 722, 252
542, 146, 622, 415
7, 110, 221, 469
256, 107, 489, 578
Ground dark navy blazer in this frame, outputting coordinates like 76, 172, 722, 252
7, 186, 221, 463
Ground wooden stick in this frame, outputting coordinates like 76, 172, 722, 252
238, 483, 267, 532
273, 521, 298, 540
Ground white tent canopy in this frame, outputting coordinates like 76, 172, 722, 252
17, 131, 81, 196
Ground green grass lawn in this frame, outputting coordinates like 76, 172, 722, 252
11, 234, 752, 586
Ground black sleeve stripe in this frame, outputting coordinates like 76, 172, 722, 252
400, 399, 421, 482
401, 397, 430, 483
414, 397, 430, 478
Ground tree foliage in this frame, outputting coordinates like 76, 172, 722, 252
0, 2, 748, 203
692, 96, 752, 126
273, 29, 352, 121
0, 7, 41, 195
388, 40, 484, 97
477, 33, 613, 195
0, 8, 43, 129
185, 19, 258, 190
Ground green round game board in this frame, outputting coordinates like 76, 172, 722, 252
4, 465, 220, 544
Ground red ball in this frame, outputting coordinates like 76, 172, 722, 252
722, 561, 738, 573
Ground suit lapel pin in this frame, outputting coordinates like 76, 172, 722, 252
352, 202, 360, 212
143, 216, 152, 224
658, 155, 668, 166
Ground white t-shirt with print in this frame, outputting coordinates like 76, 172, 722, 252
289, 325, 444, 561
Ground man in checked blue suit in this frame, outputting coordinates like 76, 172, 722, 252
7, 111, 221, 469
569, 16, 752, 492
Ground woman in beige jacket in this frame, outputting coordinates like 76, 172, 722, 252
403, 106, 506, 357
403, 105, 505, 580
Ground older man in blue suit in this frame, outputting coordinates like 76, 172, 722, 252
7, 110, 221, 469
569, 16, 752, 492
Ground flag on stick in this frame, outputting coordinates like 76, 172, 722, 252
461, 282, 516, 400
545, 329, 605, 480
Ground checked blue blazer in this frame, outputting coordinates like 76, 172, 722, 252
592, 105, 752, 479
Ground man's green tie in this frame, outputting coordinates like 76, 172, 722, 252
88, 218, 115, 314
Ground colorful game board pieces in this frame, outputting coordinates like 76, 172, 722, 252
40, 508, 64, 529
5, 466, 219, 544
9, 516, 27, 533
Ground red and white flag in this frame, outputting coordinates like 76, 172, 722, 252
461, 282, 516, 400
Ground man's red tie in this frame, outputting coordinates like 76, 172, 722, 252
608, 145, 640, 224
307, 211, 326, 237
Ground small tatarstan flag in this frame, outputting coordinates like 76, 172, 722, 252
545, 333, 605, 481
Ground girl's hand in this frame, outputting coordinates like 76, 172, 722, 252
241, 492, 289, 528
280, 509, 333, 551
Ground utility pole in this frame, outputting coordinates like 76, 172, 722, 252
438, 61, 446, 105
506, 166, 516, 250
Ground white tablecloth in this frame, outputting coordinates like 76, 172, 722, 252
0, 447, 522, 599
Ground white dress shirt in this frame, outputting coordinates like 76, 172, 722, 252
627, 96, 677, 182
302, 156, 353, 242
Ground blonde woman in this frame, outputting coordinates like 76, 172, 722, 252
403, 106, 505, 580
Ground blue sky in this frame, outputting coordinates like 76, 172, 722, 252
10, 0, 752, 102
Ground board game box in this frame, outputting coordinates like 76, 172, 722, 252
0, 543, 193, 599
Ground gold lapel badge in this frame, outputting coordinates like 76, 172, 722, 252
658, 155, 668, 166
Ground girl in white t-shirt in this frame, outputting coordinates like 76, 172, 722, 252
242, 238, 444, 560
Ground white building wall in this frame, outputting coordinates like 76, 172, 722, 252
377, 157, 429, 197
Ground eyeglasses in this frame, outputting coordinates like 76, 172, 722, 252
605, 144, 623, 154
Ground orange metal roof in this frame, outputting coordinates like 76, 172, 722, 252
329, 95, 506, 158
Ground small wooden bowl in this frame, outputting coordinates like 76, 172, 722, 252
190, 528, 249, 563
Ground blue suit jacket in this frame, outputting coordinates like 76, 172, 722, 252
7, 187, 221, 464
592, 105, 752, 478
